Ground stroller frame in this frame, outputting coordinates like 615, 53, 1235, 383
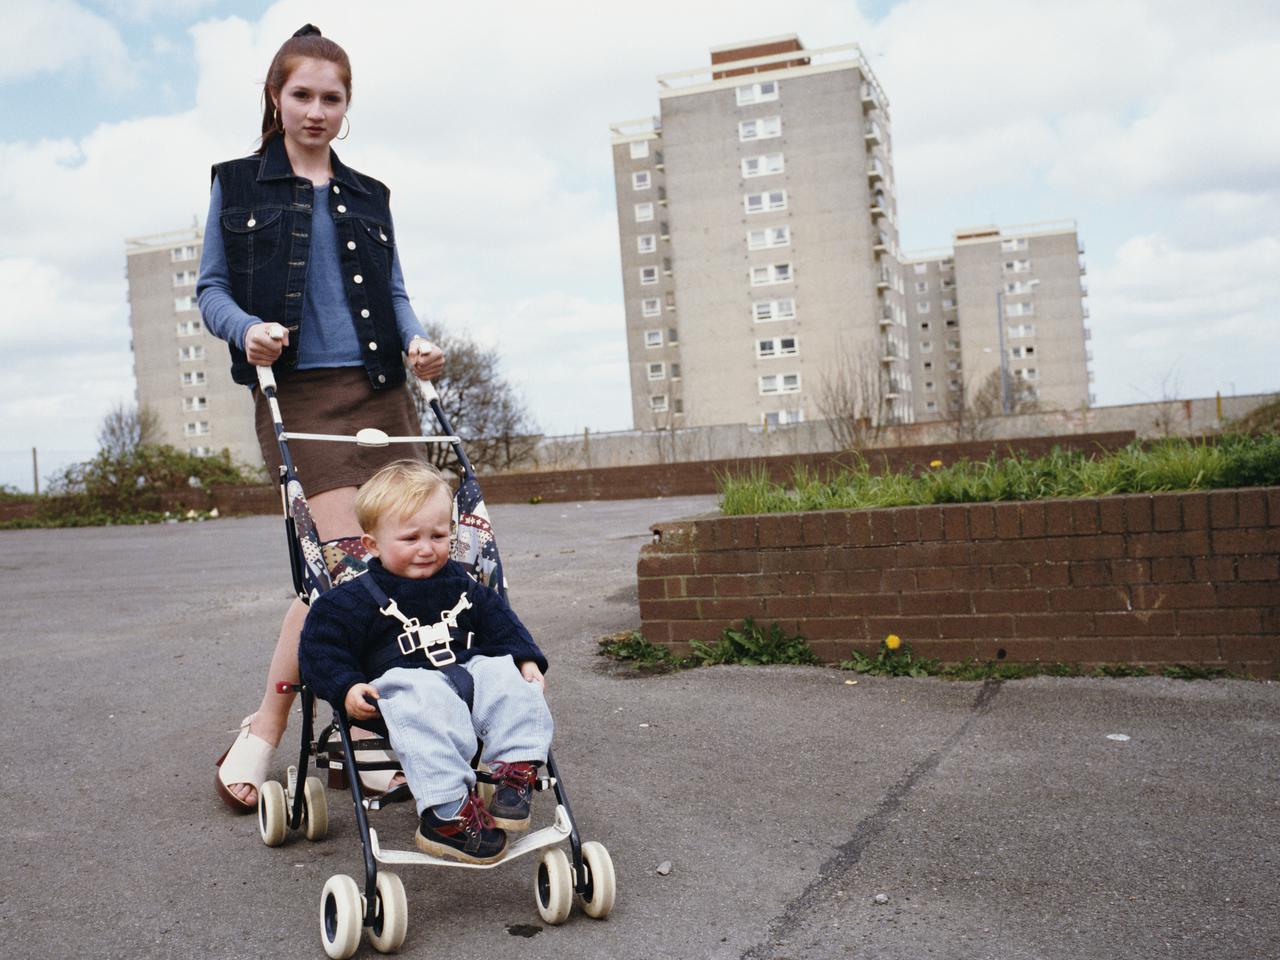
251, 355, 614, 956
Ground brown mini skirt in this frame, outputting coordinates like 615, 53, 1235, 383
254, 366, 428, 495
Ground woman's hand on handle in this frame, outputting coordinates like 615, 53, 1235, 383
245, 322, 289, 366
408, 337, 444, 380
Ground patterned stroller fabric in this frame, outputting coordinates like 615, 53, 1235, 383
289, 479, 332, 601
322, 536, 370, 586
451, 474, 506, 598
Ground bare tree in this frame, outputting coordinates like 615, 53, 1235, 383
946, 369, 1040, 441
97, 402, 161, 458
408, 323, 540, 474
815, 349, 893, 450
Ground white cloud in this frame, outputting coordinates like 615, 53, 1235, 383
1, 0, 135, 89
95, 0, 216, 20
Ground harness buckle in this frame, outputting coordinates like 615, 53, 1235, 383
396, 620, 423, 656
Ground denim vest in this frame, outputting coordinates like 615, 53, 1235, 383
211, 136, 406, 390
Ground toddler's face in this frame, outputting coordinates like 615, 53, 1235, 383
363, 487, 452, 579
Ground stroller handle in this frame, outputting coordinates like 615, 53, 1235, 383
256, 325, 440, 399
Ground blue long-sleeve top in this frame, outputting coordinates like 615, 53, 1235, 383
299, 558, 550, 707
196, 178, 427, 364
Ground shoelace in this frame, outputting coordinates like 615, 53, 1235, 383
458, 792, 497, 837
490, 761, 537, 792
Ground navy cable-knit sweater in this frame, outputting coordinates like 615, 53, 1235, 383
299, 557, 548, 707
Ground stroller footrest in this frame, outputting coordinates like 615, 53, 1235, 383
369, 806, 573, 871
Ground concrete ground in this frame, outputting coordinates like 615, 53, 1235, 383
1, 494, 1276, 960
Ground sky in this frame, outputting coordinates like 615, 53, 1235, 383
3, 0, 1279, 490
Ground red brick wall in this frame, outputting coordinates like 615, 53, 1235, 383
637, 488, 1280, 676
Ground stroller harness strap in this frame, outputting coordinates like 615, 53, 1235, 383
357, 575, 475, 708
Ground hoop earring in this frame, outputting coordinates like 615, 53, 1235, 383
337, 114, 350, 140
273, 106, 280, 130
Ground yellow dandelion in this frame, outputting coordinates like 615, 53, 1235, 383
929, 459, 943, 468
885, 634, 902, 651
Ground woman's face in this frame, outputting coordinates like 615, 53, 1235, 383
274, 57, 349, 151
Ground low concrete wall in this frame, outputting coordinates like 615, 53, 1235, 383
637, 487, 1280, 676
525, 393, 1272, 472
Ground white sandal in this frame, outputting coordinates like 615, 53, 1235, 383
215, 714, 274, 813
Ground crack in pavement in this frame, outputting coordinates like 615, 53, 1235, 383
741, 679, 1004, 960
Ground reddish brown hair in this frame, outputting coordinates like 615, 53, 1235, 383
256, 24, 352, 154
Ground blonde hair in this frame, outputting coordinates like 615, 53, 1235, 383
355, 460, 451, 533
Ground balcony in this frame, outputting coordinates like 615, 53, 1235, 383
861, 83, 879, 111
657, 186, 668, 206
1080, 281, 1089, 297
866, 160, 885, 183
940, 278, 956, 290
1082, 304, 1089, 319
865, 122, 882, 145
1084, 326, 1092, 340
654, 150, 665, 171
872, 233, 890, 254
876, 271, 890, 291
879, 308, 896, 327
1079, 259, 1087, 275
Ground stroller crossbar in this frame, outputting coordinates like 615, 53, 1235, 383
368, 807, 573, 872
280, 429, 459, 446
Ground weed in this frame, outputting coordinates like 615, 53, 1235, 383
840, 634, 938, 678
1162, 663, 1229, 681
689, 618, 820, 667
1091, 663, 1150, 678
597, 631, 685, 669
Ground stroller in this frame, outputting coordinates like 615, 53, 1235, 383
249, 350, 616, 958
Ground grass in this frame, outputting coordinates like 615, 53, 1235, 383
718, 434, 1280, 515
599, 629, 1242, 681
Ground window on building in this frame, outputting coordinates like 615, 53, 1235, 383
648, 362, 665, 380
642, 297, 661, 317
941, 297, 955, 309
945, 318, 958, 328
173, 270, 197, 287
665, 291, 676, 309
756, 336, 798, 359
174, 295, 197, 312
920, 340, 933, 353
634, 202, 654, 222
184, 420, 210, 436
1010, 345, 1036, 359
753, 298, 795, 323
913, 262, 928, 275
738, 116, 782, 142
915, 281, 928, 294
629, 140, 650, 159
671, 363, 681, 379
946, 339, 960, 351
182, 396, 208, 412
178, 345, 205, 361
650, 395, 668, 412
1016, 367, 1039, 381
1008, 324, 1037, 338
744, 189, 787, 214
639, 266, 658, 285
919, 321, 931, 331
189, 445, 213, 456
747, 225, 790, 250
632, 171, 651, 190
171, 245, 197, 262
762, 408, 804, 428
1000, 237, 1029, 252
947, 359, 961, 371
750, 262, 792, 286
924, 380, 935, 391
1006, 301, 1035, 317
736, 80, 779, 105
181, 370, 207, 386
741, 153, 785, 178
673, 399, 684, 414
1003, 258, 1031, 273
916, 301, 931, 314
668, 327, 679, 344
922, 361, 934, 372
644, 329, 662, 348
176, 318, 202, 336
637, 234, 656, 254
948, 378, 961, 391
759, 372, 801, 395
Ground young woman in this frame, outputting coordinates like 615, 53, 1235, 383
198, 24, 444, 811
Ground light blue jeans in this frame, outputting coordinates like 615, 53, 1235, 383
374, 656, 553, 814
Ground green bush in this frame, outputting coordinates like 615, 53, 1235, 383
689, 618, 819, 667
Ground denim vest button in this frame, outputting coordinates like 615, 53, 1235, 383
380, 232, 388, 241
369, 341, 378, 351
361, 309, 370, 318
347, 241, 356, 250
354, 274, 363, 284
377, 374, 386, 383
337, 204, 347, 213
333, 185, 341, 194
246, 218, 256, 227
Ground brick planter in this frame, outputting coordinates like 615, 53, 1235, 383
637, 488, 1280, 676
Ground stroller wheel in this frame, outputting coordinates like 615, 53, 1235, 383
578, 841, 617, 919
366, 871, 408, 954
302, 776, 328, 842
534, 848, 573, 925
258, 780, 288, 847
320, 874, 362, 960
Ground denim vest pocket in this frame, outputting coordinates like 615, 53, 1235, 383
357, 218, 394, 274
221, 206, 285, 275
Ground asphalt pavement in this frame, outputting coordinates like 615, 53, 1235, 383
1, 495, 1277, 960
